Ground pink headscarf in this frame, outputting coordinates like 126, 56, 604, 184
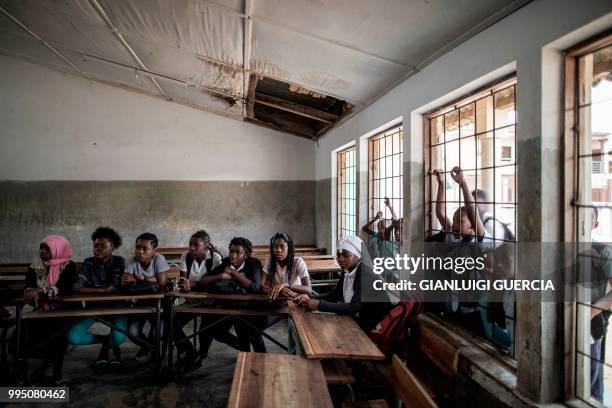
40, 235, 72, 289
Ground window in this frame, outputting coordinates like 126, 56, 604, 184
565, 32, 612, 407
425, 77, 517, 243
424, 76, 518, 356
367, 125, 404, 243
337, 146, 357, 242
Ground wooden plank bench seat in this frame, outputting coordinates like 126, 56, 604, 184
228, 352, 333, 408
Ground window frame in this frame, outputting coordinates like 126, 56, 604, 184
336, 145, 357, 242
367, 124, 404, 233
563, 29, 612, 405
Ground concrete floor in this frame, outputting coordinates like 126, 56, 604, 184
5, 320, 289, 408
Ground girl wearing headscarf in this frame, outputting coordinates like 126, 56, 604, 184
20, 235, 77, 385
296, 235, 392, 333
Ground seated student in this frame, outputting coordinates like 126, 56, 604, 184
173, 230, 237, 367
68, 227, 127, 370
19, 235, 77, 385
295, 236, 391, 333
122, 233, 168, 361
262, 232, 312, 300
208, 237, 263, 352
261, 232, 312, 328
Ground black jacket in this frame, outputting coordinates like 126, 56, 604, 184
210, 257, 262, 294
314, 263, 392, 333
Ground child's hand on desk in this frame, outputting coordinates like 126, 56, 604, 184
294, 293, 310, 304
219, 272, 233, 280
302, 299, 320, 311
269, 283, 289, 300
24, 288, 42, 303
178, 277, 191, 292
122, 273, 136, 285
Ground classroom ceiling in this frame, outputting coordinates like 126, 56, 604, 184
0, 0, 530, 139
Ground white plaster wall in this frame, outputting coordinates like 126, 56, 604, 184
0, 55, 315, 181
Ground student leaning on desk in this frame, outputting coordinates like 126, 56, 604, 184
295, 236, 393, 334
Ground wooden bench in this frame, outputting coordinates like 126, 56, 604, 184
350, 355, 437, 408
228, 352, 333, 408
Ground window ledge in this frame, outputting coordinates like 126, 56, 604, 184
418, 313, 538, 407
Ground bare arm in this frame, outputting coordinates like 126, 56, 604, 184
433, 169, 451, 230
451, 167, 486, 238
362, 214, 380, 235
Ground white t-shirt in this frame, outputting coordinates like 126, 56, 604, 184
264, 257, 309, 287
126, 253, 170, 281
179, 251, 222, 281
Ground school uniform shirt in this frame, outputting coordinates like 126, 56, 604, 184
126, 253, 170, 281
179, 250, 222, 281
73, 255, 125, 292
263, 257, 309, 287
210, 257, 262, 294
313, 263, 392, 333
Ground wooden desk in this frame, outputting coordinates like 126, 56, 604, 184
166, 292, 290, 375
52, 293, 164, 302
228, 352, 333, 408
305, 259, 341, 274
288, 302, 384, 360
21, 307, 157, 319
14, 292, 165, 377
170, 291, 287, 302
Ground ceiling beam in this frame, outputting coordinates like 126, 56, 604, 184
242, 0, 252, 117
254, 93, 338, 124
0, 6, 91, 80
246, 74, 258, 118
88, 0, 169, 100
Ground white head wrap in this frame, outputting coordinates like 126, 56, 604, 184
337, 236, 363, 258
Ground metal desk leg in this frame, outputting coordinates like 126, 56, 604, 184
154, 298, 161, 374
167, 298, 175, 378
14, 303, 24, 381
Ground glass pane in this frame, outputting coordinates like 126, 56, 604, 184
494, 86, 516, 129
446, 139, 460, 171
386, 178, 393, 200
393, 154, 400, 176
386, 156, 393, 177
386, 136, 393, 156
476, 95, 494, 134
495, 126, 516, 166
431, 144, 445, 171
475, 167, 495, 205
431, 115, 444, 144
459, 136, 477, 170
459, 103, 475, 137
477, 132, 494, 170
393, 133, 401, 154
445, 110, 459, 142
